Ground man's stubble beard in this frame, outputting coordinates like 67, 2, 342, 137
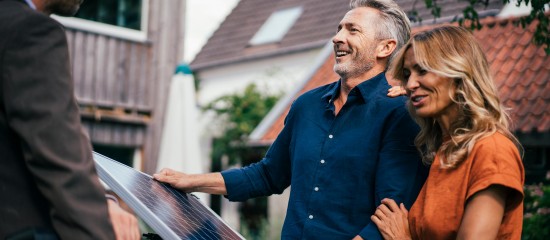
333, 52, 375, 80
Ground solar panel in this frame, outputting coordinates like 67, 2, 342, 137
93, 152, 245, 240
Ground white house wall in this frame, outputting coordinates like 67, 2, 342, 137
196, 49, 321, 107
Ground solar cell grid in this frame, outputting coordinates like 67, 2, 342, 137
93, 152, 244, 240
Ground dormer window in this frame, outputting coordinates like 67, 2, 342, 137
249, 6, 303, 45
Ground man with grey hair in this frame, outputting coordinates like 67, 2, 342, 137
154, 0, 427, 239
348, 0, 410, 66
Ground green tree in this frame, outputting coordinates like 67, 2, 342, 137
203, 83, 281, 167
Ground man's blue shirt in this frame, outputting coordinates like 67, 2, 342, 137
222, 72, 428, 239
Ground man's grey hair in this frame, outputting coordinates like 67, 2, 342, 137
350, 0, 411, 65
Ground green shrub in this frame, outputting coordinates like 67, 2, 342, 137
240, 218, 281, 240
522, 174, 550, 239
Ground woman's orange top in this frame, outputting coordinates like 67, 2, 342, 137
408, 132, 524, 239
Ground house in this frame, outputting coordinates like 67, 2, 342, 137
250, 14, 550, 231
52, 0, 186, 174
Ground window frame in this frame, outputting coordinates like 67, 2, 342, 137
52, 0, 150, 43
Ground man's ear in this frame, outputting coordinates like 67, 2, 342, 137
376, 39, 397, 59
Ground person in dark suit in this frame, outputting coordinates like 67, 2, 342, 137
0, 0, 140, 239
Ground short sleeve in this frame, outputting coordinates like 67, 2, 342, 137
466, 134, 524, 208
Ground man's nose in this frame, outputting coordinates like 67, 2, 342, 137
332, 30, 345, 44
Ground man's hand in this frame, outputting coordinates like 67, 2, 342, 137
153, 168, 195, 192
107, 199, 141, 240
153, 169, 227, 195
371, 198, 412, 240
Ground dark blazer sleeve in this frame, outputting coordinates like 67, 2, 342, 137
1, 13, 116, 239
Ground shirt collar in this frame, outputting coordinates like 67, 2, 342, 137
24, 0, 36, 10
321, 80, 341, 104
355, 72, 388, 101
322, 71, 388, 103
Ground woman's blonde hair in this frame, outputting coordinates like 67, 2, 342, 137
390, 25, 521, 168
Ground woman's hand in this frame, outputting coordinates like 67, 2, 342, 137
371, 198, 412, 240
387, 86, 407, 97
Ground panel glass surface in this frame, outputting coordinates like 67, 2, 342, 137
94, 152, 244, 240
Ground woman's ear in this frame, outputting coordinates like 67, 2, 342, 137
376, 39, 397, 59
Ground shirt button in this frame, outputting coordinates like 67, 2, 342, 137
320, 159, 325, 164
309, 215, 313, 219
328, 134, 333, 139
314, 187, 319, 191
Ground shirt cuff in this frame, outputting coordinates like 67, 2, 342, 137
220, 168, 250, 201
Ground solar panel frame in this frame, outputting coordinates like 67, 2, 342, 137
93, 152, 245, 240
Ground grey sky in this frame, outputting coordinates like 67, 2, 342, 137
184, 0, 240, 63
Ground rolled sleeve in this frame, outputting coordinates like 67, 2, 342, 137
221, 168, 253, 201
466, 137, 524, 208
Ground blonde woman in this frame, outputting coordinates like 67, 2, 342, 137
371, 26, 524, 239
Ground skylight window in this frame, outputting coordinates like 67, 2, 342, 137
249, 6, 303, 45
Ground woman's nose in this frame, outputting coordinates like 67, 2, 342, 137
406, 75, 419, 91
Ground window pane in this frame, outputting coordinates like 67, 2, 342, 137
249, 6, 303, 45
75, 0, 142, 31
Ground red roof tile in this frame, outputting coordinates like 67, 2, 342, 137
521, 69, 537, 85
500, 58, 516, 75
505, 71, 522, 89
532, 98, 546, 115
510, 45, 525, 61
258, 15, 550, 143
540, 113, 550, 132
513, 53, 530, 73
518, 30, 533, 45
526, 82, 543, 101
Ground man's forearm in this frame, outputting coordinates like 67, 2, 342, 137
189, 172, 227, 195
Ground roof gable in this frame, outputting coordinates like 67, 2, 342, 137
190, 0, 503, 71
